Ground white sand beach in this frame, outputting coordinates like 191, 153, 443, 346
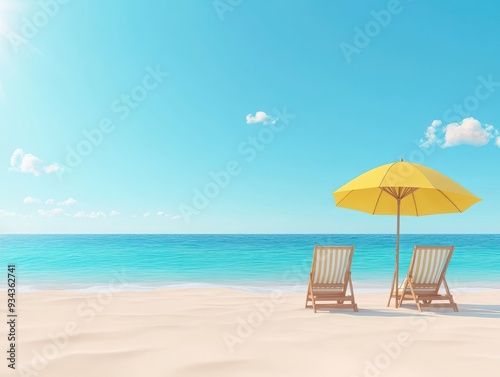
3, 289, 500, 377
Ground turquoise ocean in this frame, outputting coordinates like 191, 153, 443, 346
0, 234, 498, 292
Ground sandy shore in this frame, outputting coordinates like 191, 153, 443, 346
2, 288, 499, 377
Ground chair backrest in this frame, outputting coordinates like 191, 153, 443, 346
311, 246, 354, 285
409, 246, 454, 285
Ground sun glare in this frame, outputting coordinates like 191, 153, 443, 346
0, 1, 28, 31
0, 1, 28, 62
0, 0, 18, 23
0, 1, 20, 36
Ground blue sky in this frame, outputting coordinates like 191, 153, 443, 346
0, 0, 499, 233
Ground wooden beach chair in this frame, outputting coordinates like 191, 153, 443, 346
397, 246, 458, 312
305, 246, 358, 312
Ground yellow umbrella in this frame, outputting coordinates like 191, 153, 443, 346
333, 159, 481, 307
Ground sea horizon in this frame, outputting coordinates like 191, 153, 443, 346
2, 233, 500, 235
2, 234, 498, 293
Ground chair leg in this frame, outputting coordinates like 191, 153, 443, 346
398, 279, 408, 308
348, 275, 357, 312
443, 279, 459, 312
387, 271, 396, 307
416, 300, 422, 312
407, 280, 422, 312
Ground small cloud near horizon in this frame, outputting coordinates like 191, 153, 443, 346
160, 212, 174, 217
23, 196, 41, 205
38, 208, 66, 217
246, 111, 277, 125
9, 149, 63, 176
0, 209, 17, 217
420, 117, 499, 148
74, 211, 107, 219
44, 163, 63, 174
58, 198, 77, 206
24, 197, 78, 206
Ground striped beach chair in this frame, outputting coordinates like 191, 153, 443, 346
397, 246, 458, 312
305, 246, 358, 312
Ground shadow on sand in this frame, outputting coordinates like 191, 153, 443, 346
315, 303, 500, 319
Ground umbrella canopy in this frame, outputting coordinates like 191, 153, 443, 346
333, 159, 481, 307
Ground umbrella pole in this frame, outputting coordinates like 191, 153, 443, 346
395, 198, 400, 308
387, 198, 401, 308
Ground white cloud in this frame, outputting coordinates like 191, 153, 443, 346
23, 196, 41, 205
44, 163, 63, 174
157, 211, 164, 216
45, 199, 55, 205
38, 208, 66, 217
10, 149, 24, 167
420, 120, 442, 148
9, 149, 62, 176
170, 215, 181, 220
74, 211, 107, 218
143, 212, 151, 218
110, 210, 120, 217
420, 118, 499, 148
9, 149, 43, 176
443, 118, 494, 147
495, 137, 500, 147
58, 198, 77, 206
246, 111, 277, 125
0, 209, 17, 217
